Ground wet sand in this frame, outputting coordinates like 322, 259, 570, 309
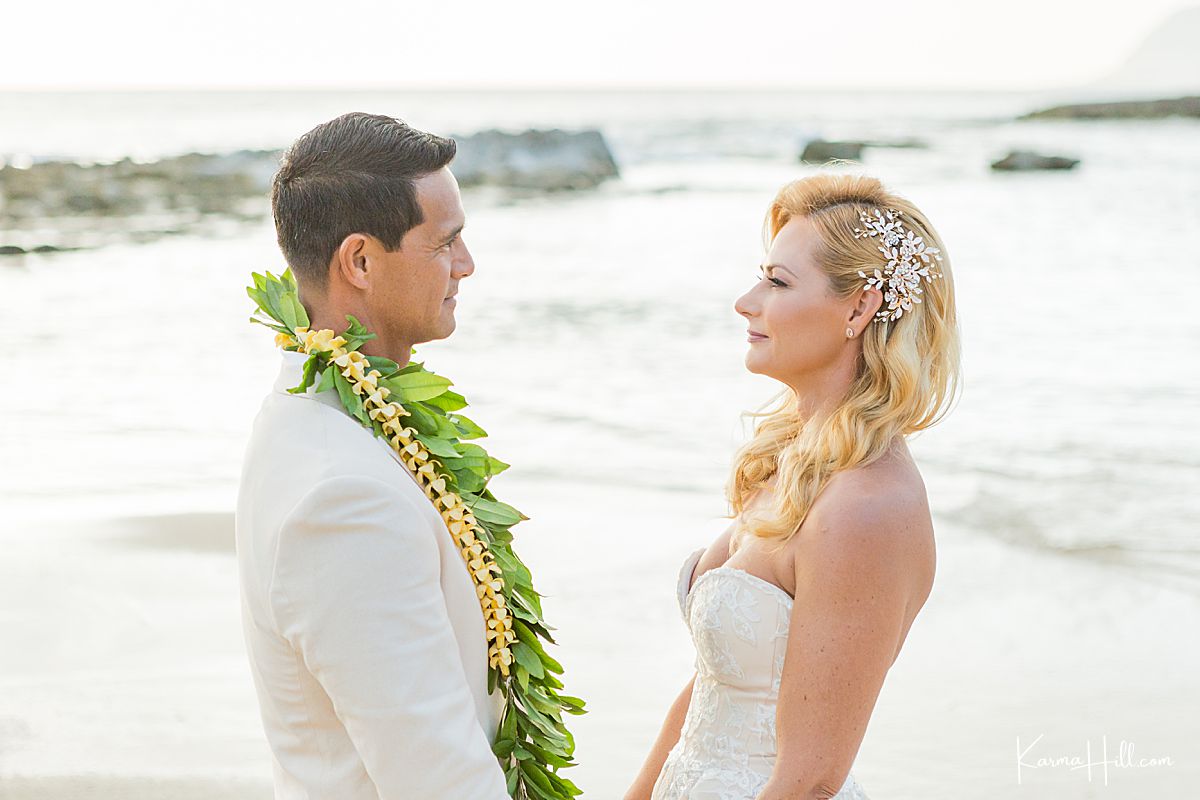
2, 486, 1198, 799
0, 775, 269, 800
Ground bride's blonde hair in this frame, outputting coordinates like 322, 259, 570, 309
729, 174, 960, 547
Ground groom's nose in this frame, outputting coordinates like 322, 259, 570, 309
451, 238, 475, 280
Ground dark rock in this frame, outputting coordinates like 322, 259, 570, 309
0, 149, 282, 223
990, 151, 1081, 171
861, 137, 929, 150
800, 140, 867, 163
0, 245, 26, 256
1020, 96, 1200, 120
452, 129, 619, 191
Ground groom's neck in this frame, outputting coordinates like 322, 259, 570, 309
303, 299, 412, 369
360, 335, 412, 369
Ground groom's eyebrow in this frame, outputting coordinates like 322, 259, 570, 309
440, 223, 465, 246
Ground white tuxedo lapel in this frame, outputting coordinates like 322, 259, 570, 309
237, 348, 508, 799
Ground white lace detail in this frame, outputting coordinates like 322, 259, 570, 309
652, 551, 871, 800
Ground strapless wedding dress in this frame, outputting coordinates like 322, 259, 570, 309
651, 549, 870, 800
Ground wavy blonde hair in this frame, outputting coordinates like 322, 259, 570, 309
729, 173, 961, 547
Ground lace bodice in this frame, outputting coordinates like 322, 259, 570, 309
651, 549, 870, 800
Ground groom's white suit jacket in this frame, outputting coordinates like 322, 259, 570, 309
236, 349, 509, 799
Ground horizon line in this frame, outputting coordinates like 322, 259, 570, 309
0, 82, 1103, 95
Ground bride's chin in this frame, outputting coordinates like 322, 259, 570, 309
744, 350, 769, 374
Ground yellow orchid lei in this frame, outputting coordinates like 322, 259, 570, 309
249, 269, 584, 799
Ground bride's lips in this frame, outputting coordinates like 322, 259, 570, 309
747, 329, 768, 343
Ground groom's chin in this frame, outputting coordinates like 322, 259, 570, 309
434, 314, 457, 341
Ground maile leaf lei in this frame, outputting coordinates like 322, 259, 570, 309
248, 268, 585, 799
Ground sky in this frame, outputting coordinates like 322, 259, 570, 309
2, 0, 1195, 90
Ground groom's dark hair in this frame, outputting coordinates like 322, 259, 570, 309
271, 112, 457, 291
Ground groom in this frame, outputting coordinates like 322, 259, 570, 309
235, 113, 509, 799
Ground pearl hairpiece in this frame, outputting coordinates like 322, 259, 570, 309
852, 208, 943, 323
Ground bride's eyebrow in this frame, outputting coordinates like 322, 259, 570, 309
762, 263, 796, 278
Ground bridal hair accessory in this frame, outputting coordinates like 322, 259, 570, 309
852, 208, 943, 323
249, 270, 584, 799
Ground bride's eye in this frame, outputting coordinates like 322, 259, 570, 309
758, 267, 787, 288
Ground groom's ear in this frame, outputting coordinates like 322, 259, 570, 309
332, 233, 372, 291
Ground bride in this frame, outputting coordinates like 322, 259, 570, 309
626, 174, 960, 800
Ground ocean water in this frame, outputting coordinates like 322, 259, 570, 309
1, 90, 1198, 796
2, 88, 1197, 582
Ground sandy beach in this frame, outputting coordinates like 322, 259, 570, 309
1, 475, 1196, 799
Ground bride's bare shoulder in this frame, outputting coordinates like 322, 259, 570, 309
798, 446, 936, 588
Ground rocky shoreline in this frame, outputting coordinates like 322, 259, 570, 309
1020, 95, 1200, 120
0, 129, 620, 256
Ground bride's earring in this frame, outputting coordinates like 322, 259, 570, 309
846, 327, 855, 339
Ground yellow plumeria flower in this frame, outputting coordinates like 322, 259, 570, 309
304, 329, 343, 353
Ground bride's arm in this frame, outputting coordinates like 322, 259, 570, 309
757, 480, 933, 800
623, 673, 697, 800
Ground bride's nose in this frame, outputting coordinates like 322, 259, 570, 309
734, 288, 757, 319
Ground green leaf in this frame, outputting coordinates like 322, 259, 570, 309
287, 355, 319, 394
315, 365, 336, 393
332, 367, 363, 420
402, 403, 439, 436
492, 735, 516, 759
449, 413, 488, 439
278, 290, 299, 330
523, 688, 562, 716
288, 293, 310, 328
449, 469, 486, 494
415, 434, 461, 459
419, 407, 462, 439
512, 643, 545, 679
424, 389, 468, 412
523, 740, 574, 770
264, 275, 286, 325
494, 550, 533, 589
515, 664, 530, 692
365, 355, 400, 375
555, 694, 586, 710
441, 451, 488, 476
336, 314, 377, 352
382, 371, 453, 403
245, 286, 266, 311
249, 316, 294, 336
464, 495, 527, 526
